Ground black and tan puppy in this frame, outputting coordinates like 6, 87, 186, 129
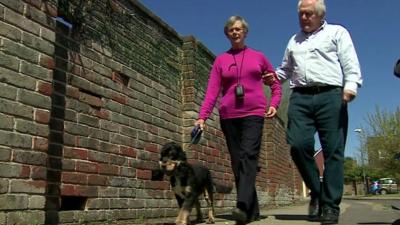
158, 142, 215, 225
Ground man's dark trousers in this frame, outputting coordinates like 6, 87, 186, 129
221, 115, 264, 219
287, 87, 348, 212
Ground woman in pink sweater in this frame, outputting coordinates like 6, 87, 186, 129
195, 16, 282, 224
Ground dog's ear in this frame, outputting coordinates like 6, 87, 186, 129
151, 168, 164, 181
176, 145, 187, 161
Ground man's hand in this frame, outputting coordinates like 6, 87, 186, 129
342, 90, 356, 102
194, 119, 205, 130
265, 106, 277, 118
262, 72, 276, 85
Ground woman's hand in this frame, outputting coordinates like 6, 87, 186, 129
265, 106, 277, 118
194, 119, 205, 130
262, 72, 276, 85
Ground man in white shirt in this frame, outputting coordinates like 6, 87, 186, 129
271, 0, 363, 224
395, 59, 400, 78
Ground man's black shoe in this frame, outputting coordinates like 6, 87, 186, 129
308, 198, 321, 221
232, 208, 247, 224
247, 214, 262, 222
321, 208, 339, 224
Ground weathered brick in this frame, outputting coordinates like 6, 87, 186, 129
5, 37, 36, 63
7, 210, 45, 225
23, 0, 42, 9
81, 45, 102, 63
76, 161, 97, 173
0, 146, 11, 162
32, 136, 48, 151
39, 53, 55, 69
100, 119, 119, 133
22, 31, 55, 56
0, 4, 3, 19
28, 195, 46, 209
109, 154, 126, 166
18, 89, 51, 109
13, 149, 47, 166
0, 194, 28, 210
86, 198, 109, 209
98, 163, 119, 176
34, 109, 50, 124
120, 146, 137, 158
58, 211, 75, 223
87, 174, 107, 187
99, 141, 119, 154
61, 158, 75, 171
120, 166, 135, 177
79, 91, 102, 108
97, 186, 119, 197
0, 83, 18, 100
0, 130, 32, 149
21, 59, 52, 82
110, 112, 130, 126
64, 121, 90, 136
0, 51, 19, 73
30, 165, 47, 180
0, 20, 22, 41
0, 112, 14, 130
4, 7, 41, 35
75, 185, 98, 197
1, 0, 24, 13
0, 178, 8, 193
25, 4, 55, 29
40, 26, 55, 42
136, 169, 151, 180
0, 67, 36, 90
110, 198, 129, 209
0, 98, 33, 119
15, 119, 49, 137
10, 180, 46, 193
61, 172, 87, 184
37, 80, 52, 96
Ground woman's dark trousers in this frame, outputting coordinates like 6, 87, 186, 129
220, 115, 264, 219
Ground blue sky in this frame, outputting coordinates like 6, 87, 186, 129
139, 0, 400, 159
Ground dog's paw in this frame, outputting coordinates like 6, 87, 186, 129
206, 217, 215, 224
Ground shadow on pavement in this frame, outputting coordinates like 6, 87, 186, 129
357, 223, 392, 225
273, 214, 310, 221
216, 214, 268, 221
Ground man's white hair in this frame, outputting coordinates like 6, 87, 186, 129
298, 0, 326, 16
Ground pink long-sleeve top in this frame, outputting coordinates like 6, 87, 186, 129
199, 47, 282, 120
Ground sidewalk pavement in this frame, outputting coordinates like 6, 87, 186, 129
195, 195, 400, 225
196, 200, 351, 225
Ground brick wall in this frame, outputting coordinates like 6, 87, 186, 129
0, 0, 303, 224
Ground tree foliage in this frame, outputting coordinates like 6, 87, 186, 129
344, 157, 361, 182
358, 106, 400, 180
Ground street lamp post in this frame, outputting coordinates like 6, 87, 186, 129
354, 128, 368, 195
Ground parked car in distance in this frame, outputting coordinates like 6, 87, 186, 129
378, 178, 398, 194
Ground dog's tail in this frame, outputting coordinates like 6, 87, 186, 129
213, 181, 233, 194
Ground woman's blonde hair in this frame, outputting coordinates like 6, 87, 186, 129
224, 15, 249, 35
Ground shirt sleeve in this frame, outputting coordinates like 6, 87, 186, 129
276, 39, 293, 82
198, 58, 222, 120
337, 28, 363, 93
263, 56, 282, 109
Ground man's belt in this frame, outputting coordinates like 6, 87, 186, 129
292, 85, 341, 94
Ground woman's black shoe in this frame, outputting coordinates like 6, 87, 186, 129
308, 198, 321, 221
232, 208, 247, 224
